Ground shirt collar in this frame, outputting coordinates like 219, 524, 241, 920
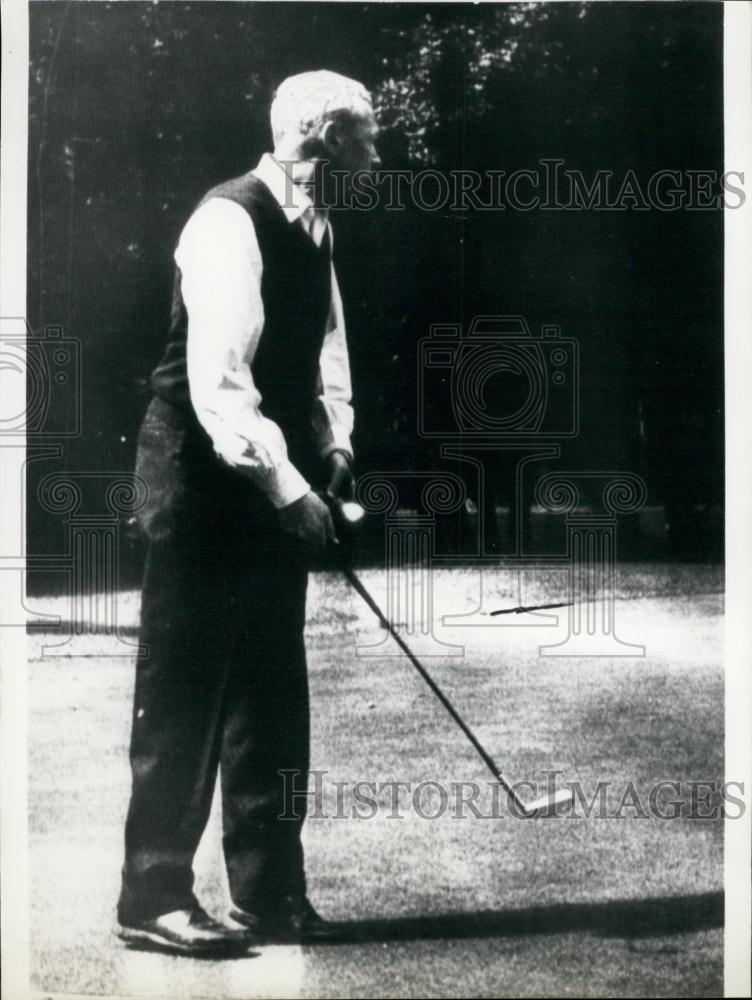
252, 152, 321, 225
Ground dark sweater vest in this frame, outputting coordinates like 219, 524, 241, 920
150, 172, 332, 479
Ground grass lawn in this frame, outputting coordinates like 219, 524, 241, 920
26, 563, 723, 998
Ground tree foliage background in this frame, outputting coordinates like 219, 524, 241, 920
27, 0, 724, 573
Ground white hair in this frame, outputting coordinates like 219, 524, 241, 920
270, 70, 373, 145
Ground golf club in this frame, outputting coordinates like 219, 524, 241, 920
325, 495, 575, 818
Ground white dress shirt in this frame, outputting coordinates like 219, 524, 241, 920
176, 153, 354, 509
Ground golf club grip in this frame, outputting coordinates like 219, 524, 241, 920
341, 564, 516, 798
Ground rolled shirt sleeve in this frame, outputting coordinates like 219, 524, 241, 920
177, 197, 311, 509
313, 261, 355, 461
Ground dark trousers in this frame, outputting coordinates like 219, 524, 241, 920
118, 398, 311, 923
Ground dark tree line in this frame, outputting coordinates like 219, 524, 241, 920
27, 1, 724, 574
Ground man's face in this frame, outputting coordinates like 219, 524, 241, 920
332, 110, 381, 177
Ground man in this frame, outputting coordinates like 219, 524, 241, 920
117, 70, 380, 955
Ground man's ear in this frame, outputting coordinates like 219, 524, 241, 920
320, 120, 341, 154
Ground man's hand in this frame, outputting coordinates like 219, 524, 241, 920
324, 449, 354, 501
278, 490, 336, 553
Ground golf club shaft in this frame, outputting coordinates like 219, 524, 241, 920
340, 562, 519, 802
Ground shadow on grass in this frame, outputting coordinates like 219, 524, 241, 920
323, 891, 722, 945
119, 940, 260, 962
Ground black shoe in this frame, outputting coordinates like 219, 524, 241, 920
230, 895, 338, 944
117, 905, 254, 956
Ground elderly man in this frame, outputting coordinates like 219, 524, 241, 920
117, 71, 379, 955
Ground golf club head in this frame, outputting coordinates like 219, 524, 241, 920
522, 787, 575, 818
